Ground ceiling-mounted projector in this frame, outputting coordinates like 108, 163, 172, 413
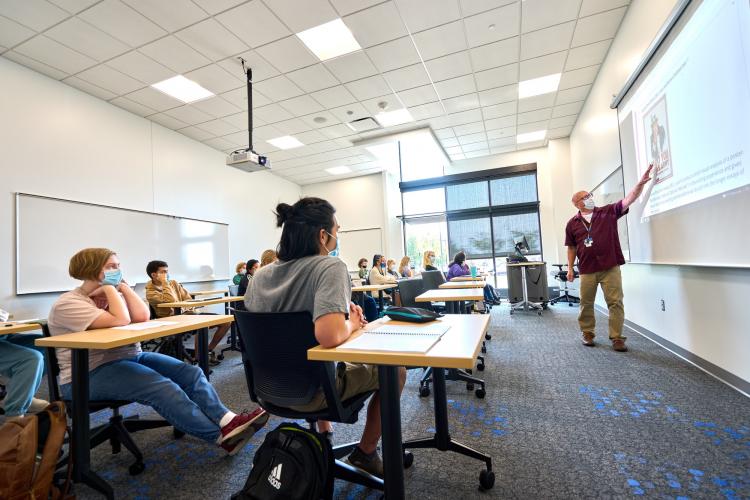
226, 61, 270, 173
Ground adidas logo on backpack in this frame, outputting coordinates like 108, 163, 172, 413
267, 463, 283, 490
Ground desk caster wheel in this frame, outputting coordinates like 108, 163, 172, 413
466, 368, 472, 374
419, 386, 430, 397
479, 469, 495, 490
403, 451, 414, 469
475, 388, 486, 399
173, 429, 185, 439
568, 303, 573, 307
217, 354, 225, 360
481, 345, 487, 354
466, 382, 474, 391
129, 461, 145, 476
485, 333, 492, 340
477, 363, 485, 371
537, 310, 542, 316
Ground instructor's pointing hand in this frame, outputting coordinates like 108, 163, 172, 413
639, 164, 654, 185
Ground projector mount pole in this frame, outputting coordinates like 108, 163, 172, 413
240, 58, 253, 152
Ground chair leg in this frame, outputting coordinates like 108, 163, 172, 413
333, 459, 384, 491
445, 369, 485, 389
121, 417, 173, 432
332, 441, 359, 459
448, 440, 492, 470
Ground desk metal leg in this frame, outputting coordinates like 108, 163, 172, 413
71, 349, 113, 499
197, 327, 210, 380
378, 290, 385, 312
378, 365, 405, 500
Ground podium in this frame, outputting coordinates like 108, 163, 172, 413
507, 261, 548, 315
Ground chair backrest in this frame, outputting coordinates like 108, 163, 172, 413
234, 311, 336, 410
398, 278, 425, 308
421, 270, 446, 290
228, 285, 240, 296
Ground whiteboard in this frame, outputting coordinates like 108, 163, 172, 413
338, 228, 383, 272
590, 167, 630, 261
16, 194, 230, 294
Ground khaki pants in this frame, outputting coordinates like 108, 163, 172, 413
578, 266, 625, 340
289, 363, 379, 412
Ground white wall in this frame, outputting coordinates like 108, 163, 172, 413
569, 0, 750, 385
0, 57, 300, 319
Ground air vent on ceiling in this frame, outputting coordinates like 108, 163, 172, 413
347, 117, 381, 132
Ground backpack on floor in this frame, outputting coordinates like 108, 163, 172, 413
232, 422, 333, 500
0, 401, 73, 500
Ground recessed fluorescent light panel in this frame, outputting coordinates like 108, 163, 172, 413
151, 75, 214, 103
296, 19, 361, 61
516, 130, 547, 143
518, 73, 561, 99
375, 109, 414, 127
325, 166, 351, 175
267, 135, 304, 150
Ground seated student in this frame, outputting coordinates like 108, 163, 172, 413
145, 260, 230, 365
235, 259, 259, 312
232, 261, 247, 286
368, 255, 397, 286
423, 250, 438, 271
47, 248, 268, 454
447, 252, 501, 305
398, 256, 413, 278
386, 259, 400, 279
259, 249, 277, 267
246, 198, 406, 477
357, 258, 369, 280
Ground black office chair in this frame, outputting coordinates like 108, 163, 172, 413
40, 323, 182, 476
396, 277, 424, 308
234, 311, 414, 492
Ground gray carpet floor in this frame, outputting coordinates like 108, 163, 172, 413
34, 305, 750, 499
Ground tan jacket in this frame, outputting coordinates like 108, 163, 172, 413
368, 266, 397, 286
145, 279, 192, 318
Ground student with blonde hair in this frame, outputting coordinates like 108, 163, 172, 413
398, 256, 413, 278
260, 249, 277, 267
423, 250, 438, 271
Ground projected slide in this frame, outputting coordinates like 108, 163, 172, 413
620, 0, 750, 219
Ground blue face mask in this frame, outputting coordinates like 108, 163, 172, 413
101, 268, 122, 286
325, 231, 339, 256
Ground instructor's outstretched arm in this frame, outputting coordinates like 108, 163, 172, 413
622, 164, 654, 209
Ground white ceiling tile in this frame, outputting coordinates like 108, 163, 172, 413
287, 64, 339, 93
63, 76, 117, 100
79, 0, 166, 47
474, 63, 518, 91
469, 36, 518, 71
0, 0, 68, 32
264, 0, 338, 32
127, 86, 182, 111
478, 83, 517, 106
397, 85, 438, 107
190, 96, 241, 118
191, 0, 245, 15
319, 123, 357, 139
255, 35, 317, 73
464, 149, 490, 158
110, 96, 156, 116
48, 0, 99, 14
253, 124, 285, 140
441, 137, 459, 147
164, 105, 214, 124
521, 0, 581, 32
254, 102, 295, 123
484, 116, 515, 131
222, 111, 249, 129
518, 93, 556, 112
14, 36, 96, 74
434, 74, 476, 99
486, 124, 515, 137
108, 51, 173, 85
461, 141, 489, 152
216, 1, 290, 49
122, 0, 207, 32
184, 64, 244, 94
579, 0, 629, 18
412, 21, 467, 61
517, 119, 548, 133
490, 145, 516, 154
344, 74, 391, 100
77, 64, 143, 95
196, 118, 239, 136
203, 136, 235, 151
329, 0, 383, 16
366, 37, 421, 72
449, 152, 465, 160
176, 18, 248, 61
221, 87, 272, 109
324, 51, 377, 83
310, 85, 357, 108
481, 100, 516, 119
218, 50, 279, 82
360, 94, 399, 115
253, 75, 305, 101
572, 7, 627, 47
279, 95, 324, 117
459, 0, 516, 17
559, 64, 599, 89
424, 51, 472, 82
139, 36, 211, 73
519, 50, 567, 80
555, 84, 590, 104
343, 2, 408, 48
383, 63, 430, 92
150, 112, 189, 130
516, 140, 545, 150
409, 101, 444, 120
549, 114, 578, 128
552, 100, 583, 117
463, 3, 520, 48
548, 125, 573, 138
434, 127, 455, 139
221, 130, 251, 147
517, 107, 552, 124
442, 93, 479, 113
520, 21, 575, 60
395, 0, 461, 32
445, 145, 462, 155
296, 129, 328, 145
488, 136, 515, 148
273, 117, 313, 135
446, 108, 482, 126
453, 121, 484, 135
300, 110, 340, 129
565, 39, 611, 70
0, 16, 36, 48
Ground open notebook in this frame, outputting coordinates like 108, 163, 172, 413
340, 322, 450, 353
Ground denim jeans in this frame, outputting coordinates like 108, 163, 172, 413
0, 334, 44, 417
61, 352, 229, 442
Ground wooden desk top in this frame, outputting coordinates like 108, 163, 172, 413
157, 296, 244, 308
506, 261, 546, 267
351, 283, 397, 293
35, 314, 233, 350
1, 322, 43, 335
308, 315, 490, 369
416, 288, 484, 302
189, 290, 227, 297
450, 275, 487, 281
439, 281, 486, 289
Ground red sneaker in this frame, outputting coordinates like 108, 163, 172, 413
219, 408, 269, 444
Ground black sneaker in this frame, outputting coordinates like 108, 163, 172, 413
347, 446, 383, 478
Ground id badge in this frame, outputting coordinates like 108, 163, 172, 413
584, 237, 593, 247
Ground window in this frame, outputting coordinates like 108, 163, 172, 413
491, 211, 542, 256
447, 214, 492, 259
403, 216, 449, 271
402, 188, 445, 215
490, 174, 537, 205
446, 181, 489, 211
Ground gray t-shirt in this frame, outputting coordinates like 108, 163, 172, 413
245, 255, 351, 320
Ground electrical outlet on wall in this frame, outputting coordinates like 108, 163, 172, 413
660, 299, 666, 311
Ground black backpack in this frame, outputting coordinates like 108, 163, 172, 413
232, 422, 334, 500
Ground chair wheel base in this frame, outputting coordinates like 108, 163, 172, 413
477, 363, 485, 371
466, 382, 474, 391
129, 461, 145, 476
475, 388, 486, 399
479, 469, 495, 490
403, 451, 414, 469
419, 386, 430, 397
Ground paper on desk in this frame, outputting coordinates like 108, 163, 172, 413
113, 321, 177, 331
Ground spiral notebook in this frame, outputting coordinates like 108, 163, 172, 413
341, 322, 450, 353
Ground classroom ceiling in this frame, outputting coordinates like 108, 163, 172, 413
0, 0, 629, 185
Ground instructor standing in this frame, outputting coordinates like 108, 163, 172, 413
565, 165, 653, 352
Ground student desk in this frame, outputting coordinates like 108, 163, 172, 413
0, 321, 42, 335
189, 290, 227, 297
308, 314, 493, 499
416, 288, 483, 314
439, 280, 486, 289
450, 274, 487, 281
35, 314, 233, 499
351, 283, 397, 311
157, 296, 244, 315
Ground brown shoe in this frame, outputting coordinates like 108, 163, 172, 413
581, 332, 595, 346
611, 338, 628, 352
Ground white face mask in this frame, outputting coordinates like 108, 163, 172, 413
240, 269, 247, 275
429, 256, 435, 264
583, 198, 595, 210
